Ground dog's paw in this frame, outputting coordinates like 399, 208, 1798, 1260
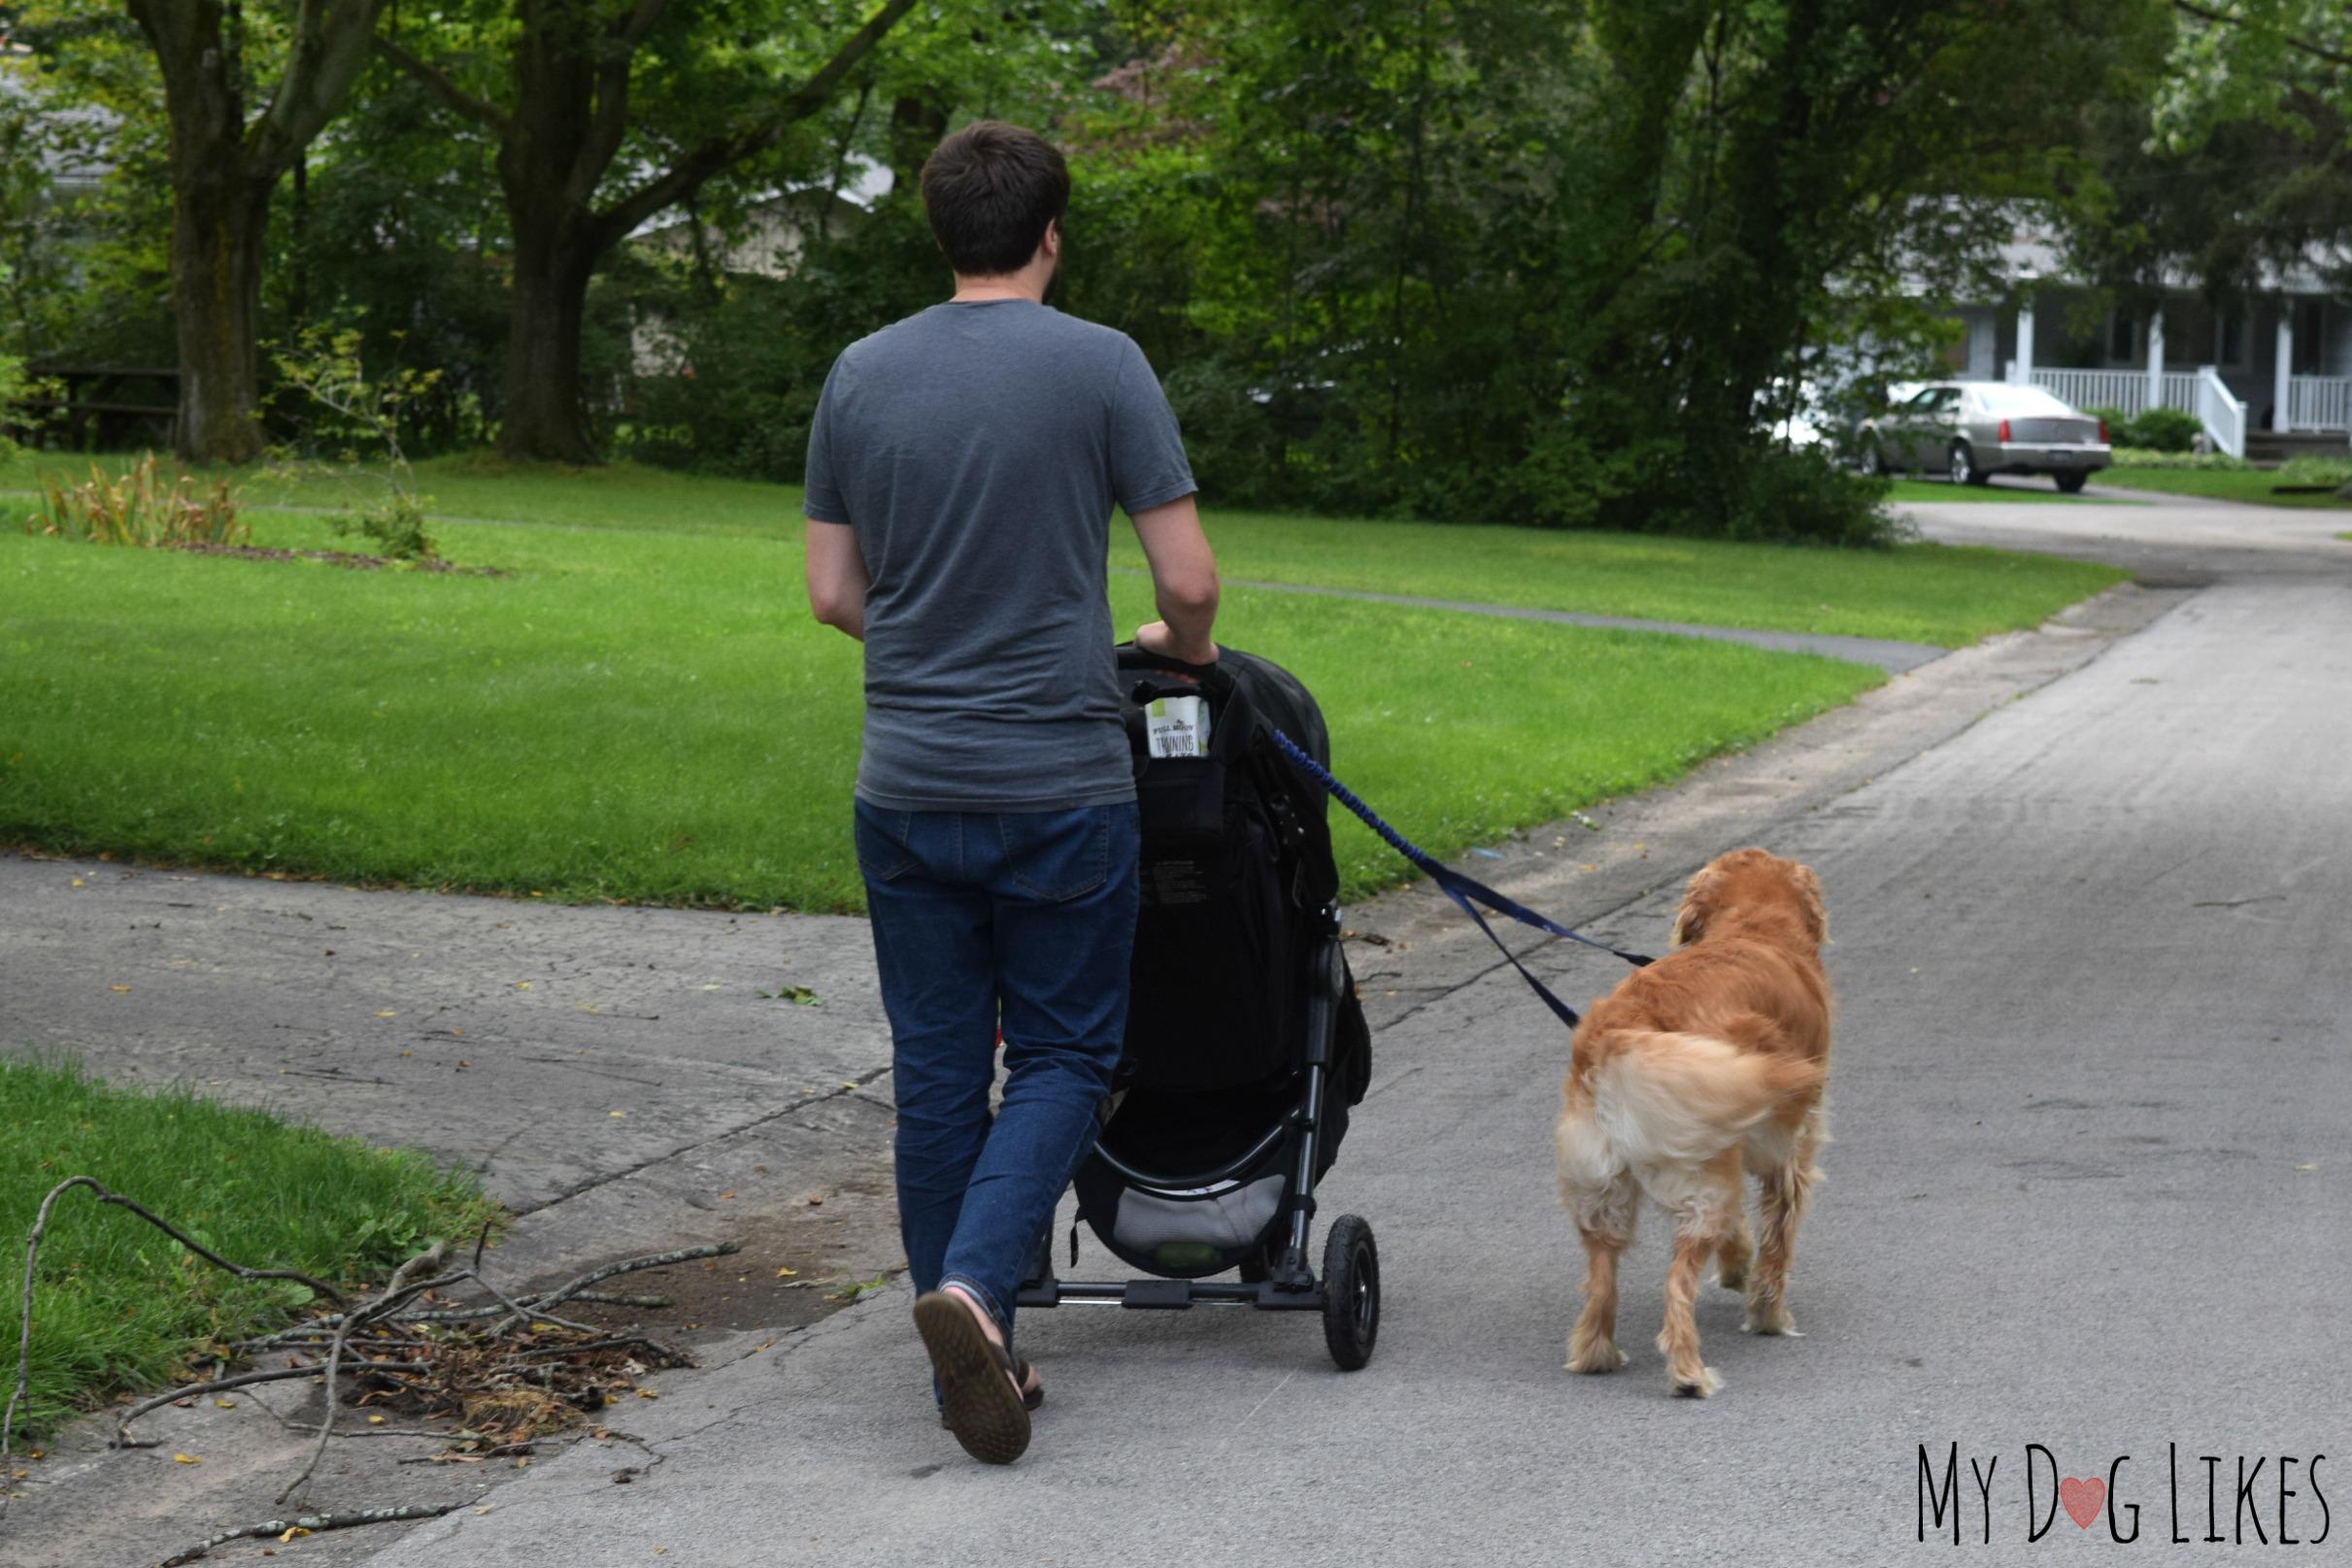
1741, 1307, 1801, 1337
1565, 1338, 1626, 1375
1670, 1365, 1723, 1399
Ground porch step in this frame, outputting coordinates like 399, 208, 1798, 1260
2246, 428, 2350, 462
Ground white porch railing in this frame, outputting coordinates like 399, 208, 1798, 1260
2029, 367, 2199, 419
2197, 365, 2246, 459
2287, 375, 2352, 433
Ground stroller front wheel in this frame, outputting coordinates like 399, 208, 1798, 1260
1321, 1215, 1380, 1370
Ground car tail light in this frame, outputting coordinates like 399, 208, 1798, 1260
1999, 417, 2011, 443
2098, 418, 2108, 443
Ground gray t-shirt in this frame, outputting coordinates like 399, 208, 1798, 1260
804, 300, 1196, 813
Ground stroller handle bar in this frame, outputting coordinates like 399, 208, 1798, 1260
1117, 642, 1237, 699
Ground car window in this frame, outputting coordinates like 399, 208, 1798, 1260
1970, 385, 2071, 416
1924, 386, 1961, 413
1902, 387, 1944, 412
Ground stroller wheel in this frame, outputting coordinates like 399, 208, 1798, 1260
1320, 1215, 1379, 1371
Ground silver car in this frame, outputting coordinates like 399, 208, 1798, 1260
1858, 381, 2111, 492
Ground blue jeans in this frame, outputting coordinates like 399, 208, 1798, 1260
855, 799, 1139, 1353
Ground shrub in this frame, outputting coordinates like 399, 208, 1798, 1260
2274, 455, 2352, 488
2126, 407, 2201, 452
23, 455, 247, 546
2082, 405, 2129, 441
2106, 447, 2250, 470
1716, 444, 1903, 548
269, 325, 442, 561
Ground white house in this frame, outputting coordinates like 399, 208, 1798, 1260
1939, 219, 2352, 457
623, 158, 893, 376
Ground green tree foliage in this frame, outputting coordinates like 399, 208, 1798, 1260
1052, 0, 2161, 540
2066, 3, 2351, 308
1, 5, 175, 367
9, 0, 2178, 539
371, 0, 923, 463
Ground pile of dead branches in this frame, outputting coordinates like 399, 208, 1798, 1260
3, 1175, 739, 1564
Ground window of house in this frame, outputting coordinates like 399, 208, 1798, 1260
2215, 312, 2245, 367
2292, 299, 2325, 375
2107, 312, 2134, 363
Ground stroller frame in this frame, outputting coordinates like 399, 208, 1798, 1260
1018, 932, 1346, 1316
1014, 645, 1382, 1371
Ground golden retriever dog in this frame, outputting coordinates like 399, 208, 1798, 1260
1555, 849, 1831, 1397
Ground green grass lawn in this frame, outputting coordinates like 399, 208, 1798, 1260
2, 451, 2137, 908
2, 495, 1882, 909
1882, 476, 2109, 506
0, 1055, 497, 1443
2093, 467, 2352, 509
1120, 505, 2122, 649
5, 452, 2126, 647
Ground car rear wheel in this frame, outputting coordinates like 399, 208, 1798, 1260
2054, 472, 2089, 494
1949, 441, 1988, 486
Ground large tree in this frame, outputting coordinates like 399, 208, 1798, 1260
124, 0, 387, 463
377, 0, 918, 464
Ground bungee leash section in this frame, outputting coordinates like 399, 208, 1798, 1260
1265, 728, 1652, 1031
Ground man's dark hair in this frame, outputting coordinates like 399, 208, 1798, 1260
919, 120, 1069, 277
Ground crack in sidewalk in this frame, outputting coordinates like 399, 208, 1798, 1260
505, 1066, 894, 1218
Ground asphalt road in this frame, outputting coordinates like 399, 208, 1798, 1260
352, 494, 2351, 1567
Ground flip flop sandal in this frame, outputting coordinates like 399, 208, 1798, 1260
937, 1360, 1042, 1427
913, 1291, 1032, 1464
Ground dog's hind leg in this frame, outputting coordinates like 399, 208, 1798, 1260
1744, 1111, 1824, 1337
1715, 1211, 1754, 1293
1563, 1173, 1636, 1375
1655, 1151, 1741, 1397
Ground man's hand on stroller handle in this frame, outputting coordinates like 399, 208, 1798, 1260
1133, 619, 1219, 674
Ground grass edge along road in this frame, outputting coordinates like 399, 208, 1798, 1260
0, 1054, 499, 1444
2092, 466, 2352, 510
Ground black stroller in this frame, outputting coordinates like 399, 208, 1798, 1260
1016, 645, 1381, 1370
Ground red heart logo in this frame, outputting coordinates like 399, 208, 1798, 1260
2059, 1476, 2105, 1530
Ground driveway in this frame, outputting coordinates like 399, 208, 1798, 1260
345, 495, 2350, 1565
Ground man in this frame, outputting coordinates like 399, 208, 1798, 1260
802, 119, 1220, 1465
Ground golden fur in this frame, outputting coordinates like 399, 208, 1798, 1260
1555, 848, 1831, 1397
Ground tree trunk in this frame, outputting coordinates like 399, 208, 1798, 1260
131, 0, 390, 465
146, 0, 270, 466
498, 228, 598, 464
167, 172, 271, 465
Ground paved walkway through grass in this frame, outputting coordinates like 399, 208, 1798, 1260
1208, 574, 1948, 671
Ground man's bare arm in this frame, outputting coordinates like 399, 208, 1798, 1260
1130, 494, 1219, 665
805, 517, 869, 642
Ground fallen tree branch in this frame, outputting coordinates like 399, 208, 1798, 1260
158, 1501, 463, 1565
9, 1184, 714, 1520
277, 1243, 449, 1506
114, 1363, 431, 1448
488, 1241, 739, 1333
3, 1177, 334, 1519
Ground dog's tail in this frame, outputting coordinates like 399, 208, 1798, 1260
1583, 1023, 1824, 1168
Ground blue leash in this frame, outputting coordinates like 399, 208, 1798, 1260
1267, 729, 1651, 1031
